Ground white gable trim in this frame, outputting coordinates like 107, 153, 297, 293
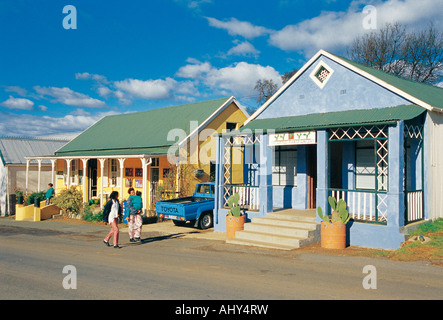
178, 96, 249, 147
244, 49, 442, 126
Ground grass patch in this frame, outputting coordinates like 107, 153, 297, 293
375, 218, 443, 265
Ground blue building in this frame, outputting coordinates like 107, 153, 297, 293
214, 50, 443, 250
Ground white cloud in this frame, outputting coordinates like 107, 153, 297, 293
34, 86, 106, 108
227, 40, 260, 58
177, 59, 281, 96
4, 86, 28, 96
0, 110, 118, 137
174, 0, 212, 10
75, 72, 109, 84
206, 17, 273, 39
0, 95, 34, 110
176, 60, 212, 78
114, 78, 177, 100
204, 62, 282, 96
0, 111, 116, 136
269, 0, 443, 56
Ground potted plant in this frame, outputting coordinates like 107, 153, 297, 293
14, 187, 24, 204
317, 196, 350, 249
226, 193, 245, 239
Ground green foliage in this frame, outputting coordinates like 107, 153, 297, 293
317, 196, 350, 224
82, 205, 104, 222
227, 193, 241, 217
53, 187, 83, 215
27, 192, 45, 205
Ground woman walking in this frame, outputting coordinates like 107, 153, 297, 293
103, 191, 122, 248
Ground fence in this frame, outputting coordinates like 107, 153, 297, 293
329, 188, 387, 224
406, 190, 423, 223
224, 184, 260, 211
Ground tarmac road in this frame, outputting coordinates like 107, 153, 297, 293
0, 217, 442, 301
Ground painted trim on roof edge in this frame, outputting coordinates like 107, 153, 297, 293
178, 96, 249, 147
244, 49, 442, 126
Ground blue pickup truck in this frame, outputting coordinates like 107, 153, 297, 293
155, 182, 215, 229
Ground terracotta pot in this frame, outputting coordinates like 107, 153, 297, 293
226, 215, 245, 239
321, 221, 347, 249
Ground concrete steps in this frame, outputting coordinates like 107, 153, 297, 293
226, 209, 320, 250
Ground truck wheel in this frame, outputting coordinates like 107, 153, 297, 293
198, 212, 213, 229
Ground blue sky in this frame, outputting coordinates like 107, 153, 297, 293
1, 0, 442, 137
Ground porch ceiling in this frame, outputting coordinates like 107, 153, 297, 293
241, 104, 426, 133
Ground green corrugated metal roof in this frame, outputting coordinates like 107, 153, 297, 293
56, 97, 230, 156
334, 54, 443, 110
242, 105, 425, 133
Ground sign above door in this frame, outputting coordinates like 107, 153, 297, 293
269, 131, 316, 146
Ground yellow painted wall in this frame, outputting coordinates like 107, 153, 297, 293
185, 102, 247, 194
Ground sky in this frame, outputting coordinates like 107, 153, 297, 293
1, 0, 442, 138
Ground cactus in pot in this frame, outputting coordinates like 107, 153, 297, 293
227, 193, 241, 217
317, 196, 350, 223
317, 196, 350, 249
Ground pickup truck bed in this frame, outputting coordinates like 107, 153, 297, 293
156, 183, 215, 230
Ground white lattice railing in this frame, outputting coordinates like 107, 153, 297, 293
330, 189, 387, 224
224, 184, 260, 211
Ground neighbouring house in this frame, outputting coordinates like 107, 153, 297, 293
213, 49, 443, 250
25, 97, 248, 216
0, 137, 70, 216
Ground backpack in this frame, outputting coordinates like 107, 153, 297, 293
102, 200, 112, 222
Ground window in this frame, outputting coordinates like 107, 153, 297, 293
315, 66, 330, 83
355, 141, 375, 190
70, 160, 77, 185
310, 61, 334, 89
273, 146, 297, 186
110, 159, 118, 186
151, 157, 159, 167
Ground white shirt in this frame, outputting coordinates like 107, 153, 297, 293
108, 200, 119, 223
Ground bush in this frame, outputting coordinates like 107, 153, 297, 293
82, 210, 104, 222
82, 203, 103, 222
53, 187, 83, 216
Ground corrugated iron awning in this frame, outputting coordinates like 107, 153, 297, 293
241, 105, 426, 133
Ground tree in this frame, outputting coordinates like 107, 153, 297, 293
347, 22, 443, 84
254, 79, 278, 106
281, 69, 298, 84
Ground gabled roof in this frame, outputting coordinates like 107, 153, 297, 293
56, 97, 246, 157
242, 105, 426, 133
0, 137, 69, 166
244, 49, 443, 127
